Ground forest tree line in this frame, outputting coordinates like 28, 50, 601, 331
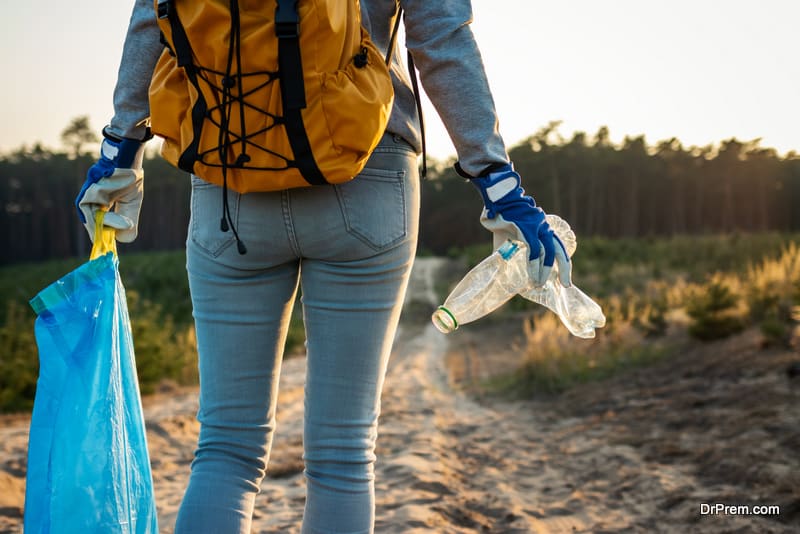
2, 119, 799, 265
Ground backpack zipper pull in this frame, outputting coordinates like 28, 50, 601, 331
354, 47, 368, 68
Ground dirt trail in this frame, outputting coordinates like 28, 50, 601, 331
1, 257, 798, 533
372, 258, 798, 533
374, 258, 663, 532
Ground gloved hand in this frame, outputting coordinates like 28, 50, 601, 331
457, 162, 572, 288
75, 128, 147, 243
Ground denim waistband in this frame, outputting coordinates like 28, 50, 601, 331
377, 132, 417, 154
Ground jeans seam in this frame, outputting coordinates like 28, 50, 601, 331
282, 190, 302, 257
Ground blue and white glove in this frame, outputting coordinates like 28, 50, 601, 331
75, 128, 147, 243
458, 162, 572, 288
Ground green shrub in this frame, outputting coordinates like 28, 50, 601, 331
125, 290, 198, 394
633, 300, 669, 337
759, 315, 792, 348
0, 300, 38, 412
118, 251, 193, 324
745, 243, 800, 347
687, 276, 746, 341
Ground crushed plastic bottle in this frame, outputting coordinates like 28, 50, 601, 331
519, 215, 606, 338
521, 278, 606, 338
432, 214, 606, 338
432, 240, 529, 334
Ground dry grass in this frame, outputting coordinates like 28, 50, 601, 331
484, 243, 800, 398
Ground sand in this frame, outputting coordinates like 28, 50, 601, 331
1, 257, 798, 533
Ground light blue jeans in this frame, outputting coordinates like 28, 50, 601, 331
174, 134, 419, 534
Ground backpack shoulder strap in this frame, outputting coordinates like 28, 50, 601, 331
157, 0, 206, 174
157, 0, 193, 68
275, 0, 327, 185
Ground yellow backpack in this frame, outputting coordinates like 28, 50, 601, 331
149, 0, 395, 193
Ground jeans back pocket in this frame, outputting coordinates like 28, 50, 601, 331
189, 175, 240, 257
335, 167, 407, 251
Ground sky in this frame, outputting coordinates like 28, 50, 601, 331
1, 0, 798, 159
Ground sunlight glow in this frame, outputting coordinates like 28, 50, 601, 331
1, 0, 798, 157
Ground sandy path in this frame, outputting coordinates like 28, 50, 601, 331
369, 258, 660, 533
2, 257, 797, 533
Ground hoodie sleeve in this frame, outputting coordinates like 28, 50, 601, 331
107, 0, 163, 141
399, 0, 509, 176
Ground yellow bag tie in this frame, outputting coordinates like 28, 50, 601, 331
90, 210, 118, 260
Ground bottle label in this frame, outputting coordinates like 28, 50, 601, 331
498, 240, 519, 260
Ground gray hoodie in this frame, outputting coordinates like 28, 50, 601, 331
108, 0, 508, 176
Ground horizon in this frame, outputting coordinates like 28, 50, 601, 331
4, 121, 795, 162
1, 0, 798, 159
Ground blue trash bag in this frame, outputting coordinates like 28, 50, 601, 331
24, 214, 158, 533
